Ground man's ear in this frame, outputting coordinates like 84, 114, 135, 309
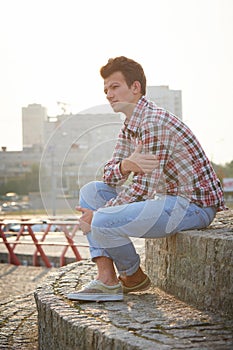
132, 81, 141, 94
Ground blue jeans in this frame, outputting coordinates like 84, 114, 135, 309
80, 181, 216, 276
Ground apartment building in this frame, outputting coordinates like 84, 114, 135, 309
0, 86, 182, 209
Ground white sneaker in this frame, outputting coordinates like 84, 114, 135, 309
67, 280, 123, 302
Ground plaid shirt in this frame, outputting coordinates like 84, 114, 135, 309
103, 96, 226, 211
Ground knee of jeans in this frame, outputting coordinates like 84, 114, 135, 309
79, 181, 99, 209
80, 181, 98, 197
91, 212, 113, 242
92, 210, 107, 230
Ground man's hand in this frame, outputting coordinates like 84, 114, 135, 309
121, 142, 159, 175
76, 206, 94, 234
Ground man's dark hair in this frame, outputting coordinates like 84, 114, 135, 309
100, 56, 146, 95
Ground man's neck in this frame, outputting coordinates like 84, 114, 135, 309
124, 96, 142, 121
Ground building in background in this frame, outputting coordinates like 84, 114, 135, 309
146, 86, 182, 119
22, 103, 47, 148
0, 85, 183, 210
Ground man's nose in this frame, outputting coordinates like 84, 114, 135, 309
106, 90, 113, 99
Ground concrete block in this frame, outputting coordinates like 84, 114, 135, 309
145, 224, 233, 316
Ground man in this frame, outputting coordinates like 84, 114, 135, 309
67, 56, 226, 302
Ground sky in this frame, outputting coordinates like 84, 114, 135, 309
0, 0, 232, 165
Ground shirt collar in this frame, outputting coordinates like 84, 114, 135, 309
124, 95, 149, 133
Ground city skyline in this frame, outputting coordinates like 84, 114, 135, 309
0, 0, 233, 165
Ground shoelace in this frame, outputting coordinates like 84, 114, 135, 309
84, 280, 100, 289
84, 280, 121, 290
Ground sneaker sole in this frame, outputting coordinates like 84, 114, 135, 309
67, 293, 123, 302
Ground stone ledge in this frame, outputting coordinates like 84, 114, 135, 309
34, 262, 164, 350
34, 261, 233, 350
145, 210, 233, 317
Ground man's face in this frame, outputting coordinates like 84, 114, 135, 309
104, 71, 140, 116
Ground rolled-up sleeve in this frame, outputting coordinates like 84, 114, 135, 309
103, 127, 133, 186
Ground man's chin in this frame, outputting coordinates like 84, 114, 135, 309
111, 102, 128, 113
111, 102, 121, 113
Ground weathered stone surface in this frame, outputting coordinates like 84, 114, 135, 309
1, 210, 233, 349
145, 210, 233, 316
35, 261, 233, 350
0, 264, 56, 349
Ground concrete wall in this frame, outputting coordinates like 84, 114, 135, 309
145, 229, 233, 316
